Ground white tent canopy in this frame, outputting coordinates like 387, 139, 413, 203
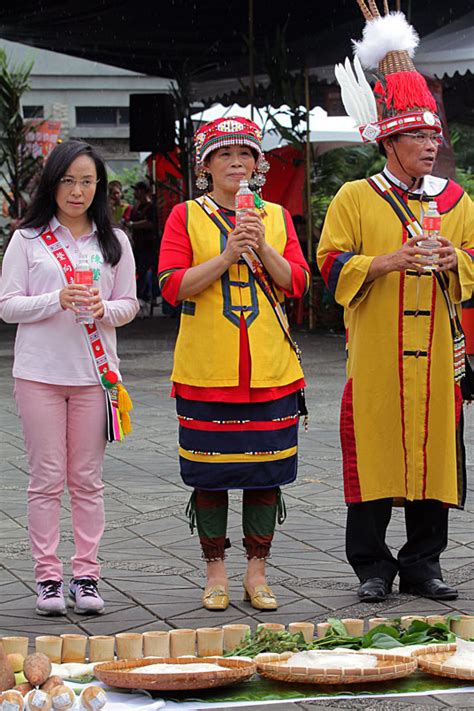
416, 11, 474, 79
190, 104, 361, 152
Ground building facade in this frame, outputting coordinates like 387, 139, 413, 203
1, 39, 172, 170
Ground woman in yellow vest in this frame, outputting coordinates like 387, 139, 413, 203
158, 117, 309, 611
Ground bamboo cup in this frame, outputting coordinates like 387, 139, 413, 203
115, 633, 143, 660
401, 615, 425, 630
1, 637, 29, 656
196, 627, 224, 657
169, 629, 196, 657
341, 619, 364, 637
257, 623, 285, 632
316, 623, 331, 638
60, 634, 88, 663
288, 622, 315, 642
451, 615, 474, 639
426, 615, 446, 626
35, 635, 63, 663
89, 636, 116, 662
368, 617, 389, 630
143, 631, 170, 658
222, 624, 250, 652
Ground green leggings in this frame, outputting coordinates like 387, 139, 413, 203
186, 488, 286, 561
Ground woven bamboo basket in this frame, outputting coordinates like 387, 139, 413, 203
257, 652, 417, 685
367, 643, 456, 659
94, 656, 256, 691
414, 645, 474, 681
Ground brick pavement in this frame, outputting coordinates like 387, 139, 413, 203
1, 316, 474, 709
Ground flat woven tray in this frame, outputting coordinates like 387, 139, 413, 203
414, 646, 474, 681
94, 656, 256, 691
257, 652, 417, 685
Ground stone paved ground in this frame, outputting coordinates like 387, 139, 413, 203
1, 316, 474, 709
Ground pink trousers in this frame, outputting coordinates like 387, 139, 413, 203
14, 378, 106, 583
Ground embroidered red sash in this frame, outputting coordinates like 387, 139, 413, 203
38, 228, 124, 441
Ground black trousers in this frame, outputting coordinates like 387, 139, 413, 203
134, 245, 156, 302
346, 498, 449, 585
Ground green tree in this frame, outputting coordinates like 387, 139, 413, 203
450, 124, 474, 199
0, 48, 41, 225
312, 144, 385, 228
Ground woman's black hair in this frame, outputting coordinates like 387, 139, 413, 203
22, 140, 122, 265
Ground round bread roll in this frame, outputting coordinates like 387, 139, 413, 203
49, 685, 75, 710
40, 678, 63, 694
23, 655, 52, 688
25, 688, 52, 711
13, 682, 33, 696
78, 686, 107, 710
1, 689, 25, 710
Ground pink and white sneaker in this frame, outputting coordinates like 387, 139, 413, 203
68, 577, 105, 615
36, 580, 67, 616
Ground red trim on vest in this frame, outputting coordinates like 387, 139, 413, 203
431, 180, 464, 214
372, 176, 464, 216
398, 264, 409, 495
340, 378, 361, 503
422, 278, 437, 499
455, 384, 463, 425
394, 179, 463, 214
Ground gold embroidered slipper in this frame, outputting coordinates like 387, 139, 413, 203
243, 583, 278, 610
202, 584, 229, 611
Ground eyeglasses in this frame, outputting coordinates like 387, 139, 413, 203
59, 177, 100, 190
398, 132, 443, 146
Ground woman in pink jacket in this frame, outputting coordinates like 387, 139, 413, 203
0, 140, 138, 616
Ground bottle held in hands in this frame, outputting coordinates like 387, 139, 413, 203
74, 255, 93, 325
235, 179, 254, 225
418, 200, 441, 270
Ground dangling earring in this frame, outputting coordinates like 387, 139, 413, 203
252, 155, 270, 189
196, 170, 209, 191
258, 156, 270, 174
248, 173, 257, 191
249, 170, 266, 189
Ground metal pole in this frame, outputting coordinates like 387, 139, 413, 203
249, 0, 255, 120
304, 66, 314, 330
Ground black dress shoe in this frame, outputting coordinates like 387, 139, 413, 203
399, 578, 458, 600
357, 577, 392, 602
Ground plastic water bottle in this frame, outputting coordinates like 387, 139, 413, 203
74, 255, 94, 325
418, 200, 441, 270
235, 180, 254, 224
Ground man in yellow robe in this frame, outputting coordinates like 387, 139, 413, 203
317, 3, 474, 603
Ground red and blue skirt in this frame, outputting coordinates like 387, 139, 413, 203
176, 392, 299, 490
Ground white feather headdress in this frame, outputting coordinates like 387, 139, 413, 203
333, 0, 440, 142
334, 56, 377, 126
352, 12, 419, 70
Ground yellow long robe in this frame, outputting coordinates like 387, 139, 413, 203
317, 176, 474, 507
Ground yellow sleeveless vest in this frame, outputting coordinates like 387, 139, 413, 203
171, 200, 304, 388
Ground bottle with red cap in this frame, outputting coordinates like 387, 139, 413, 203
418, 200, 441, 271
235, 180, 254, 225
74, 255, 93, 324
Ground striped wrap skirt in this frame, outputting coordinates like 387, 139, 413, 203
176, 392, 299, 490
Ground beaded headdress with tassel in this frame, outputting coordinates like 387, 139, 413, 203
194, 116, 270, 191
335, 0, 442, 143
